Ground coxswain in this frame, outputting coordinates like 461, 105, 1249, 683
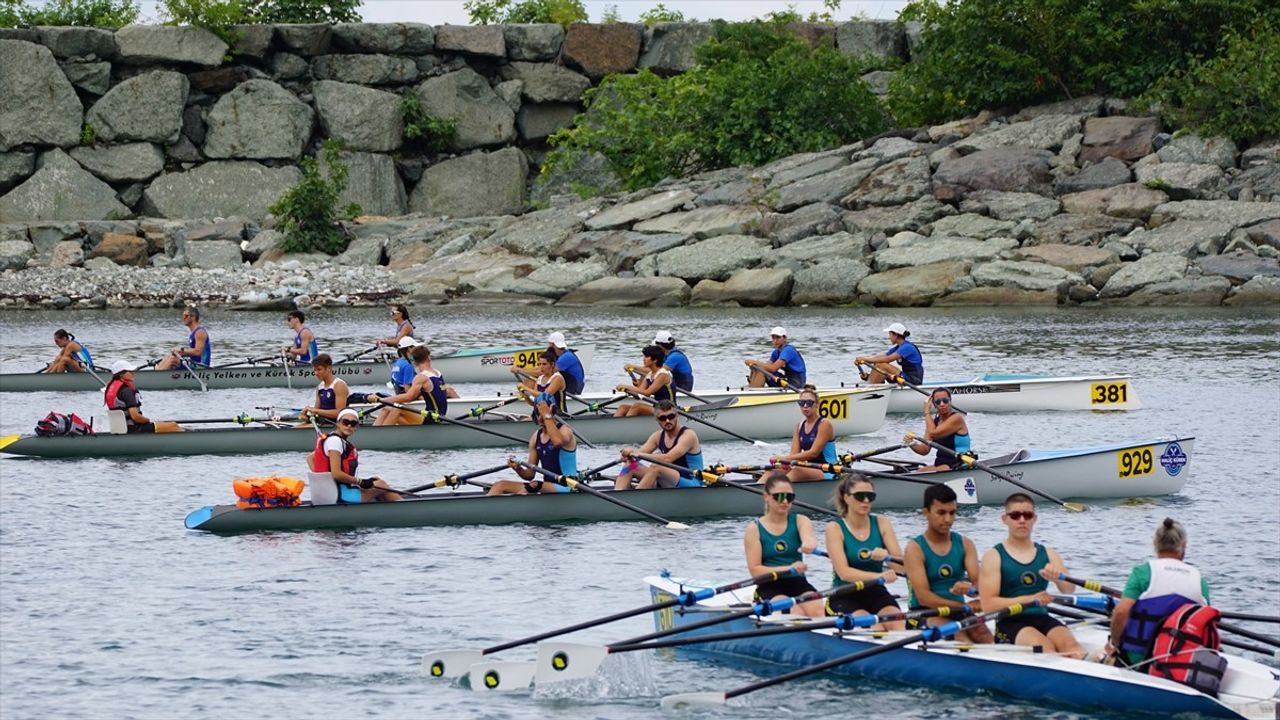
652, 330, 694, 392
309, 407, 400, 502
614, 400, 704, 490
743, 470, 825, 618
856, 322, 924, 385
825, 474, 906, 630
487, 393, 578, 496
104, 360, 183, 433
299, 354, 348, 423
614, 345, 675, 417
156, 306, 211, 369
376, 304, 416, 347
903, 483, 992, 643
375, 345, 456, 426
47, 329, 93, 373
282, 310, 319, 363
773, 385, 837, 482
516, 351, 567, 411
745, 326, 806, 388
905, 387, 970, 472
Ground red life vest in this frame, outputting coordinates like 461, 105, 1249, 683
104, 378, 135, 410
1149, 603, 1226, 697
234, 476, 305, 509
311, 432, 358, 477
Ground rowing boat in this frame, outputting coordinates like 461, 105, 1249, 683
641, 574, 1278, 719
0, 345, 596, 392
182, 437, 1192, 533
1, 388, 888, 459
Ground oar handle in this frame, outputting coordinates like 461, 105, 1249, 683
906, 432, 1083, 512
406, 463, 512, 494
518, 461, 688, 529
839, 443, 909, 464
629, 393, 768, 447
1057, 573, 1121, 597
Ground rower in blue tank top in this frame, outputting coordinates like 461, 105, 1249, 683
744, 472, 825, 617
856, 322, 924, 385
745, 326, 806, 388
906, 387, 971, 471
652, 330, 694, 391
547, 331, 585, 395
775, 386, 839, 482
283, 310, 320, 363
614, 400, 704, 490
48, 329, 93, 373
903, 483, 992, 643
487, 393, 579, 496
158, 306, 211, 370
826, 474, 905, 629
387, 336, 419, 395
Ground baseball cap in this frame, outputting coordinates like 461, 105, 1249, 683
337, 408, 360, 422
110, 359, 137, 375
547, 331, 568, 349
397, 336, 420, 349
883, 322, 908, 336
653, 330, 674, 344
769, 326, 787, 338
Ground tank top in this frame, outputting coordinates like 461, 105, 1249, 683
664, 348, 693, 391
294, 327, 319, 363
797, 417, 838, 464
658, 425, 703, 470
316, 378, 341, 410
995, 542, 1049, 615
188, 325, 211, 366
396, 320, 414, 339
418, 368, 448, 415
932, 415, 971, 467
74, 341, 93, 367
892, 339, 924, 385
534, 426, 578, 476
908, 532, 967, 606
834, 515, 886, 587
644, 368, 676, 404
757, 513, 803, 570
390, 357, 415, 394
535, 372, 566, 412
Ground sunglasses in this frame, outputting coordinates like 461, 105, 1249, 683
771, 492, 796, 503
1006, 510, 1036, 521
656, 414, 677, 422
797, 399, 816, 408
338, 419, 360, 427
932, 397, 951, 406
849, 491, 877, 503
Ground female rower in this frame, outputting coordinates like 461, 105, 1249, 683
48, 329, 93, 373
299, 354, 348, 423
614, 345, 675, 417
825, 474, 905, 630
309, 408, 400, 502
375, 345, 456, 426
743, 471, 824, 618
487, 393, 578, 496
772, 385, 837, 482
517, 351, 566, 411
855, 322, 924, 385
905, 387, 969, 472
376, 304, 415, 347
104, 360, 183, 433
282, 310, 319, 363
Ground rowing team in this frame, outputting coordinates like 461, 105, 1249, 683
748, 471, 1212, 670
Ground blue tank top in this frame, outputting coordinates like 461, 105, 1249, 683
419, 370, 448, 415
932, 415, 971, 468
188, 325, 211, 366
664, 348, 694, 391
757, 513, 803, 569
294, 327, 319, 363
658, 426, 703, 471
317, 379, 339, 410
390, 357, 415, 393
74, 342, 93, 367
535, 426, 577, 476
892, 340, 924, 384
995, 542, 1049, 615
834, 515, 886, 585
797, 417, 838, 464
908, 532, 968, 606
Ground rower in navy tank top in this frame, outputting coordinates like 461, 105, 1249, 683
487, 393, 578, 496
283, 310, 319, 363
373, 345, 455, 426
776, 387, 839, 483
906, 387, 972, 472
158, 306, 211, 370
300, 354, 350, 423
615, 345, 675, 417
615, 400, 705, 490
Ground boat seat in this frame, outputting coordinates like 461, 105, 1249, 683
308, 471, 362, 505
106, 409, 127, 435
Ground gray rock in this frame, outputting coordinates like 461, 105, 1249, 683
0, 40, 82, 151
165, 136, 203, 163
142, 161, 302, 219
313, 81, 403, 153
854, 136, 925, 163
335, 151, 407, 217
1226, 163, 1280, 200
499, 62, 591, 103
768, 155, 848, 189
634, 205, 762, 238
499, 259, 609, 297
790, 258, 871, 305
495, 80, 523, 113
1123, 219, 1232, 257
114, 25, 228, 67
243, 228, 283, 260
972, 259, 1084, 292
1099, 252, 1187, 298
28, 221, 81, 253
585, 189, 696, 230
86, 71, 188, 144
311, 53, 418, 84
692, 267, 793, 306
1055, 157, 1131, 194
639, 22, 715, 75
49, 240, 85, 268
835, 20, 905, 64
654, 234, 770, 280
558, 275, 690, 306
82, 255, 117, 271
937, 286, 1060, 305
1245, 219, 1280, 249
1060, 183, 1169, 220
772, 231, 870, 264
516, 103, 578, 142
485, 205, 588, 256
269, 51, 310, 79
0, 223, 28, 243
414, 68, 516, 151
183, 220, 245, 243
961, 190, 1061, 221
776, 158, 880, 211
843, 195, 955, 235
954, 114, 1084, 153
697, 175, 768, 206
1149, 200, 1280, 228
1135, 162, 1225, 200
229, 24, 273, 58
336, 235, 386, 266
762, 202, 843, 246
1197, 250, 1280, 282
860, 70, 895, 95
36, 26, 116, 58
333, 23, 435, 54
204, 79, 314, 160
69, 143, 164, 183
530, 150, 622, 205
82, 220, 138, 246
928, 213, 1016, 239
857, 261, 971, 307
1, 151, 35, 192
1157, 134, 1237, 169
1031, 213, 1137, 246
504, 24, 563, 61
184, 240, 243, 269
875, 237, 1016, 270
1116, 276, 1231, 305
554, 230, 687, 272
1011, 96, 1105, 122
394, 247, 541, 295
842, 155, 931, 209
1225, 276, 1280, 305
60, 61, 111, 96
0, 239, 35, 270
410, 147, 527, 218
1241, 139, 1280, 167
435, 24, 505, 57
1080, 116, 1160, 164
1018, 243, 1117, 273
933, 146, 1055, 201
275, 24, 333, 56
0, 149, 128, 222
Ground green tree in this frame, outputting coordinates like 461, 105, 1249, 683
464, 0, 585, 26
1, 0, 23, 27
18, 0, 139, 27
159, 0, 252, 46
270, 141, 362, 255
638, 3, 684, 25
598, 3, 619, 22
245, 0, 361, 23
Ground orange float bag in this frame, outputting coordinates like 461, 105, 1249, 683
234, 476, 306, 509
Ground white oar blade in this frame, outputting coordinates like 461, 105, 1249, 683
533, 641, 610, 686
947, 477, 978, 504
469, 660, 536, 693
660, 691, 728, 710
421, 649, 483, 679
666, 522, 691, 530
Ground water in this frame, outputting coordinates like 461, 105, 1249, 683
1, 305, 1278, 719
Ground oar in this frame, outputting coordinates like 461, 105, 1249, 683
569, 392, 630, 416
769, 459, 978, 503
375, 398, 527, 445
422, 569, 803, 681
518, 461, 689, 530
1048, 602, 1279, 658
907, 432, 1084, 512
211, 354, 277, 369
660, 603, 1030, 709
280, 348, 293, 390
176, 354, 208, 392
404, 463, 510, 494
627, 367, 714, 405
1058, 574, 1280, 639
626, 391, 771, 447
1051, 593, 1280, 650
165, 413, 283, 425
838, 443, 910, 464
632, 454, 836, 517
135, 358, 161, 372
336, 346, 380, 364
452, 392, 526, 420
857, 361, 967, 415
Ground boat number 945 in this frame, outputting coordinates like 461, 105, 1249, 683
1091, 382, 1129, 405
513, 350, 540, 369
1117, 446, 1154, 479
818, 398, 849, 420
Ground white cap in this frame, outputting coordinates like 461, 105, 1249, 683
110, 359, 137, 375
653, 330, 674, 344
337, 408, 360, 422
769, 326, 787, 338
883, 322, 908, 336
547, 331, 567, 349
397, 336, 420, 349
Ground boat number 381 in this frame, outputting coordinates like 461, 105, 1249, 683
1090, 382, 1129, 404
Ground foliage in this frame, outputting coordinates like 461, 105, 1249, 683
463, 0, 585, 26
79, 122, 96, 145
159, 0, 251, 46
1, 0, 22, 26
638, 3, 684, 25
270, 141, 361, 256
242, 0, 360, 23
762, 0, 841, 23
597, 3, 618, 22
14, 0, 139, 27
545, 18, 886, 190
400, 93, 458, 154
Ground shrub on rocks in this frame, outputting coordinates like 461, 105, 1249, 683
270, 140, 361, 255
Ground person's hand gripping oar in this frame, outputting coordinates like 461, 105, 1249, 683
905, 432, 1083, 511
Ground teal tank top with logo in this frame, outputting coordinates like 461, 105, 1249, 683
757, 513, 803, 571
833, 515, 885, 587
908, 532, 967, 606
995, 542, 1049, 615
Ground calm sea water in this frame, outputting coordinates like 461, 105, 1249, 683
1, 305, 1278, 720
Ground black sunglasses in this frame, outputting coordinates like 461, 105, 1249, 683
849, 490, 877, 503
932, 397, 951, 406
771, 492, 796, 503
656, 414, 677, 422
339, 419, 359, 427
797, 399, 815, 407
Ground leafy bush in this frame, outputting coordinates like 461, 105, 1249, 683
638, 3, 684, 25
400, 93, 458, 153
598, 3, 618, 22
243, 0, 360, 23
15, 0, 139, 27
1, 0, 23, 26
545, 19, 886, 190
464, 0, 586, 26
270, 141, 361, 255
159, 0, 252, 46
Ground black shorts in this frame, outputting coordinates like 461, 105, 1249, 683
827, 584, 900, 616
126, 422, 156, 434
996, 613, 1065, 643
754, 576, 817, 602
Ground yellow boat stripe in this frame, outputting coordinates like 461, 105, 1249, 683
0, 434, 21, 451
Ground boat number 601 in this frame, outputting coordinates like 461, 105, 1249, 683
1117, 446, 1154, 479
818, 398, 849, 420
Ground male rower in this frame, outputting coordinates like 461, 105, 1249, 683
979, 493, 1084, 658
282, 310, 319, 363
652, 330, 694, 392
487, 393, 578, 496
375, 345, 456, 426
745, 326, 806, 388
299, 354, 349, 423
104, 360, 183, 433
547, 331, 585, 395
856, 322, 924, 385
309, 408, 400, 502
47, 329, 93, 373
903, 483, 992, 643
615, 400, 704, 490
157, 306, 211, 369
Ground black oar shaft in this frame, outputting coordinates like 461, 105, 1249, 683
858, 361, 968, 415
630, 392, 766, 447
405, 463, 510, 494
1049, 604, 1279, 657
519, 462, 684, 528
378, 399, 526, 444
1221, 611, 1280, 625
911, 433, 1080, 511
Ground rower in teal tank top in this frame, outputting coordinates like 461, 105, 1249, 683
757, 513, 804, 571
907, 532, 967, 606
832, 515, 885, 586
995, 542, 1050, 615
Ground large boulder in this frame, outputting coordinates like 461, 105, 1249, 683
498, 259, 609, 297
275, 24, 333, 56
1225, 276, 1280, 305
410, 147, 527, 218
960, 190, 1060, 221
933, 146, 1054, 201
971, 259, 1084, 293
0, 149, 128, 222
36, 26, 115, 58
762, 202, 843, 246
49, 239, 84, 268
563, 23, 642, 80
142, 161, 302, 219
843, 195, 955, 235
554, 230, 688, 271
61, 61, 112, 96
504, 24, 564, 61
857, 260, 971, 306
639, 23, 716, 75
1227, 163, 1280, 200
516, 103, 578, 141
485, 204, 591, 257
336, 151, 407, 217
776, 158, 880, 211
790, 258, 871, 305
1134, 162, 1225, 200
204, 79, 314, 160
1149, 200, 1280, 228
498, 62, 590, 103
394, 247, 541, 295
654, 234, 770, 280
88, 231, 147, 266
1079, 116, 1160, 164
835, 20, 905, 63
691, 267, 793, 306
1031, 213, 1136, 245
842, 155, 931, 208
954, 114, 1083, 154
1116, 276, 1231, 305
874, 237, 1016, 270
184, 240, 243, 269
767, 154, 847, 189
772, 231, 870, 264
585, 188, 696, 230
928, 213, 1016, 240
310, 53, 418, 84
1157, 134, 1237, 169
1054, 157, 1132, 194
69, 143, 164, 183
1099, 252, 1187, 298
414, 68, 516, 151
435, 24, 505, 57
1060, 183, 1168, 220
634, 205, 762, 238
114, 24, 227, 66
558, 275, 690, 306
1197, 250, 1280, 282
86, 70, 189, 144
0, 40, 82, 151
313, 81, 403, 153
332, 22, 435, 54
1122, 219, 1232, 257
0, 239, 35, 270
1018, 243, 1118, 273
0, 151, 35, 192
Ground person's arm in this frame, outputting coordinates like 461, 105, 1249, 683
1108, 564, 1147, 650
127, 405, 150, 425
550, 421, 576, 452
879, 516, 904, 571
977, 547, 1011, 613
927, 414, 966, 443
384, 375, 426, 406
796, 515, 817, 555
1041, 547, 1075, 593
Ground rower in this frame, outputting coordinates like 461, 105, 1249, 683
905, 387, 969, 472
614, 400, 703, 490
376, 304, 416, 347
652, 330, 694, 392
156, 306, 211, 370
825, 474, 906, 630
104, 360, 183, 433
903, 483, 992, 643
517, 351, 566, 411
614, 345, 675, 417
47, 329, 93, 373
299, 354, 348, 423
856, 322, 924, 385
362, 336, 419, 406
773, 385, 837, 482
546, 331, 585, 395
375, 345, 456, 426
1106, 518, 1211, 668
743, 470, 825, 618
745, 326, 806, 389
979, 493, 1085, 658
309, 408, 400, 502
282, 310, 319, 363
487, 393, 578, 496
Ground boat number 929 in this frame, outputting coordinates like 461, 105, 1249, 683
817, 398, 849, 420
1090, 382, 1129, 405
1117, 446, 1154, 479
512, 350, 540, 369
